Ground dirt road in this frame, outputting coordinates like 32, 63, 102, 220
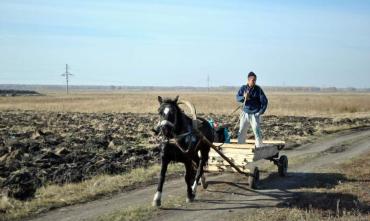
27, 127, 370, 221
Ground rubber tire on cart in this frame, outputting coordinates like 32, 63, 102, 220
278, 155, 288, 177
248, 167, 260, 189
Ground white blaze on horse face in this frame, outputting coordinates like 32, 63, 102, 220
163, 107, 170, 116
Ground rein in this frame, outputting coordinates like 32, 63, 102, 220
170, 135, 202, 154
157, 99, 224, 154
157, 99, 249, 176
157, 101, 201, 154
167, 127, 200, 154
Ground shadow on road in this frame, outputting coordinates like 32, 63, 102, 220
161, 172, 369, 215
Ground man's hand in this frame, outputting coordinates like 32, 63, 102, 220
255, 112, 261, 117
243, 92, 248, 100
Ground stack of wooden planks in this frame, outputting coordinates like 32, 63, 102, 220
206, 139, 285, 174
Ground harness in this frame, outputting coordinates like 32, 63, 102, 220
156, 103, 202, 154
155, 99, 251, 177
157, 115, 224, 154
158, 121, 202, 154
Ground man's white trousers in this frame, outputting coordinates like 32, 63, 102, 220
237, 112, 263, 147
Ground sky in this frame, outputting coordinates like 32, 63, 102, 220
1, 0, 370, 88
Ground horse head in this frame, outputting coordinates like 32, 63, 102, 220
156, 95, 181, 138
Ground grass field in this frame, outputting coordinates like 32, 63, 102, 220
0, 163, 185, 221
1, 90, 370, 221
1, 91, 370, 117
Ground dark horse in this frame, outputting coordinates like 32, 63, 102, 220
152, 96, 214, 206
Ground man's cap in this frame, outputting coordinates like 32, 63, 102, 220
248, 71, 257, 78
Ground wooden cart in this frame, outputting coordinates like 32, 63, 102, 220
205, 139, 287, 189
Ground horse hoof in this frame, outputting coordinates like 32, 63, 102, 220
192, 189, 197, 195
186, 196, 195, 203
201, 176, 208, 189
152, 200, 161, 207
152, 191, 162, 207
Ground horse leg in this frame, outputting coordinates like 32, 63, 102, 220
200, 173, 207, 189
201, 148, 210, 189
193, 157, 206, 188
184, 160, 195, 202
192, 149, 209, 194
152, 158, 169, 207
191, 158, 205, 195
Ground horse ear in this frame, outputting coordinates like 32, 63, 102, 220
174, 95, 179, 103
158, 96, 163, 104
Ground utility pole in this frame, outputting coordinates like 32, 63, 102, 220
207, 74, 210, 92
61, 64, 73, 94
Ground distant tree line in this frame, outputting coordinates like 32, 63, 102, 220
0, 89, 42, 96
1, 84, 369, 93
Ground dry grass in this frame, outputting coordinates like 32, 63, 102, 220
1, 91, 370, 117
237, 208, 368, 221
0, 163, 184, 221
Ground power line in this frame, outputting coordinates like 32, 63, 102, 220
61, 64, 73, 94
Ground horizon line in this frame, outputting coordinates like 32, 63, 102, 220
1, 83, 370, 90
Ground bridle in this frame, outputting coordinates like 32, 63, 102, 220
158, 119, 175, 130
157, 102, 179, 136
156, 102, 201, 154
154, 98, 248, 176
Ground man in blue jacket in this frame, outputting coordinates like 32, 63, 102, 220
236, 72, 268, 147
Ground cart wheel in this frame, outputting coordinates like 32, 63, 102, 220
278, 155, 288, 177
201, 174, 208, 189
248, 167, 259, 189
